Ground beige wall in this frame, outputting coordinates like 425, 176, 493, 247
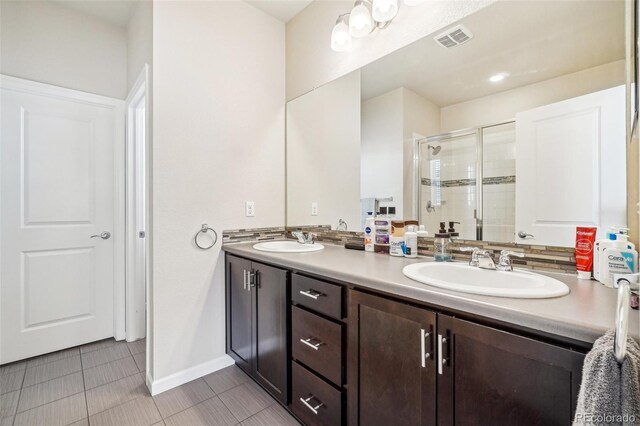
126, 1, 153, 91
440, 60, 626, 132
151, 0, 285, 385
285, 0, 494, 101
287, 71, 361, 230
0, 1, 128, 99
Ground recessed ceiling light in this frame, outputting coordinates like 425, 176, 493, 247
489, 73, 509, 83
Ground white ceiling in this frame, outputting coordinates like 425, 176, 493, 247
245, 0, 312, 22
49, 0, 136, 27
361, 0, 625, 106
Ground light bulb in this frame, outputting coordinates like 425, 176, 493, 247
349, 1, 373, 37
372, 0, 398, 22
331, 15, 352, 52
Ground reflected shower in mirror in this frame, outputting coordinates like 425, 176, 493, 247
286, 0, 628, 247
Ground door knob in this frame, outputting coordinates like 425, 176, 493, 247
517, 231, 534, 239
90, 231, 111, 240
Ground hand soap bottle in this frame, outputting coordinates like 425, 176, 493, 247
434, 222, 452, 262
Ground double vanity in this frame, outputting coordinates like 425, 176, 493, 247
224, 240, 639, 426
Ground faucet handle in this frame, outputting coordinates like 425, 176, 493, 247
497, 250, 525, 271
459, 246, 483, 267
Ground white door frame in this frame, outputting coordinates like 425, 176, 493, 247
0, 74, 126, 346
125, 66, 149, 342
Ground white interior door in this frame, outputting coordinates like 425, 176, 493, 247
1, 76, 124, 364
515, 85, 626, 247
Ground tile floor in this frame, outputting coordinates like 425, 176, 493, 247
0, 339, 300, 426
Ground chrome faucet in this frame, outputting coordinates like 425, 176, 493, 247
292, 231, 317, 244
496, 250, 525, 271
460, 247, 496, 270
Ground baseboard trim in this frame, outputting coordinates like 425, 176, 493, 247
148, 354, 235, 395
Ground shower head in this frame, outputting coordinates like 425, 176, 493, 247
428, 145, 441, 156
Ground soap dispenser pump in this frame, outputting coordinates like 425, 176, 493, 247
448, 221, 460, 238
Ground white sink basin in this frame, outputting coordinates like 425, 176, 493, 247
253, 241, 325, 253
402, 262, 569, 299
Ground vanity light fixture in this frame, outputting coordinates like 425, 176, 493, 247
349, 0, 374, 37
331, 14, 352, 52
489, 73, 509, 83
332, 0, 425, 51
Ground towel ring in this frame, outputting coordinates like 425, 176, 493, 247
194, 224, 217, 250
614, 273, 640, 363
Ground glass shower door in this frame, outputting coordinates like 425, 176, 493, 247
419, 131, 479, 240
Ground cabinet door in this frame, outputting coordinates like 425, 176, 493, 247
348, 290, 437, 426
437, 315, 585, 426
253, 262, 289, 404
226, 255, 253, 373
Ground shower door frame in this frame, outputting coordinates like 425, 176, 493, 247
414, 120, 514, 241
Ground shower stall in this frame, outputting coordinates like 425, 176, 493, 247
416, 121, 516, 243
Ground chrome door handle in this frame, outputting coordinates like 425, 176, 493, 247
90, 231, 111, 240
299, 289, 323, 300
300, 337, 323, 350
300, 395, 324, 414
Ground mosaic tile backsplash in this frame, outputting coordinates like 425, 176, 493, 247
223, 225, 576, 274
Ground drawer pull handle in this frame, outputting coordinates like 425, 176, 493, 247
299, 289, 323, 300
300, 337, 324, 350
300, 395, 324, 414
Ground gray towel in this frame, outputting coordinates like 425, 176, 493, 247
574, 330, 640, 425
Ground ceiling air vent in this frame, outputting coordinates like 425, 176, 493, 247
434, 24, 474, 49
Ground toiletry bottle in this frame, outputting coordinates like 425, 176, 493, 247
448, 221, 460, 238
374, 213, 391, 254
390, 220, 406, 257
404, 220, 419, 258
434, 222, 452, 262
388, 207, 396, 219
417, 225, 428, 238
364, 212, 375, 252
598, 232, 638, 287
594, 227, 634, 281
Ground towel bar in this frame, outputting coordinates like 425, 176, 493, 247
614, 273, 640, 363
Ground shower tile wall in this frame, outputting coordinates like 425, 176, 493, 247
420, 122, 515, 243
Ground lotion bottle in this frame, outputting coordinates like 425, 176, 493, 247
364, 212, 375, 252
598, 233, 638, 287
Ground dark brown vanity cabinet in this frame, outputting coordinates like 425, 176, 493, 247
225, 255, 289, 404
348, 289, 586, 426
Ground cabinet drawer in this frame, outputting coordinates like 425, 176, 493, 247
292, 274, 342, 319
292, 362, 343, 426
292, 306, 343, 385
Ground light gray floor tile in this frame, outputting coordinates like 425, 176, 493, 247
164, 397, 238, 426
80, 339, 119, 354
25, 347, 79, 369
68, 418, 89, 426
17, 371, 84, 413
0, 370, 24, 394
89, 395, 161, 426
22, 356, 81, 388
85, 373, 149, 415
83, 357, 139, 390
81, 344, 132, 370
151, 422, 165, 426
0, 362, 25, 377
203, 365, 249, 395
241, 405, 300, 426
218, 381, 274, 422
0, 390, 19, 418
127, 339, 146, 355
0, 416, 14, 426
13, 393, 87, 426
133, 352, 146, 372
153, 378, 215, 419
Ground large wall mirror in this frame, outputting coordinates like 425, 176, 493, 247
286, 0, 629, 248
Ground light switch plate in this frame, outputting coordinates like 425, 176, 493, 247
246, 201, 255, 217
311, 202, 318, 216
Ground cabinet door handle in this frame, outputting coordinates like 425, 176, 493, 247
438, 333, 444, 375
438, 333, 449, 375
248, 271, 256, 289
300, 395, 324, 414
243, 270, 247, 290
300, 337, 324, 350
299, 289, 323, 300
420, 328, 432, 368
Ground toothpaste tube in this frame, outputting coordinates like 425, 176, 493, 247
575, 227, 597, 279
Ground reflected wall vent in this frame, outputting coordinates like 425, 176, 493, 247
434, 24, 474, 48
